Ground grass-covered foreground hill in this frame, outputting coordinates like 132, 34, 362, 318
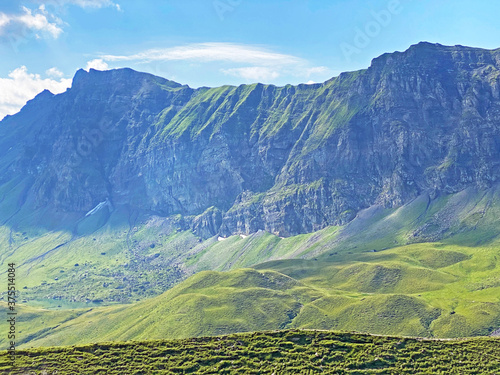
2, 238, 500, 349
2, 330, 499, 374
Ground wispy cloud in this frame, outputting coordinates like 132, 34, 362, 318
305, 66, 329, 76
46, 0, 121, 11
46, 67, 65, 78
0, 13, 10, 29
221, 67, 281, 81
102, 43, 304, 66
85, 58, 109, 71
101, 42, 331, 83
0, 5, 63, 40
0, 66, 71, 120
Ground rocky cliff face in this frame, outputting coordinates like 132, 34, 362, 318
1, 42, 499, 237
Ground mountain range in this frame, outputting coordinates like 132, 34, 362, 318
1, 42, 500, 346
3, 42, 500, 238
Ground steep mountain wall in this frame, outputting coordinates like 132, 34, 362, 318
1, 42, 499, 237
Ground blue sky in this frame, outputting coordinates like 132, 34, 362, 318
1, 0, 500, 119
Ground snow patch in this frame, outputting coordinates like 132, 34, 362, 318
217, 236, 227, 241
85, 199, 111, 217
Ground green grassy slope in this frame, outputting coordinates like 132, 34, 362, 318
1, 186, 500, 347
3, 238, 499, 348
0, 193, 195, 306
2, 330, 499, 374
1, 180, 499, 308
187, 187, 500, 273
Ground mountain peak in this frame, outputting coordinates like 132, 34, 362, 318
369, 42, 500, 71
71, 67, 185, 90
35, 89, 55, 99
410, 41, 444, 49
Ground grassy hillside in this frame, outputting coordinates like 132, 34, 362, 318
2, 330, 499, 374
2, 237, 499, 348
2, 186, 499, 310
1, 186, 499, 348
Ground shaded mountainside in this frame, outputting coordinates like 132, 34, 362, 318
2, 330, 500, 374
1, 42, 500, 238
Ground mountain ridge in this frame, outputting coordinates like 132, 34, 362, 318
1, 42, 500, 239
0, 43, 500, 241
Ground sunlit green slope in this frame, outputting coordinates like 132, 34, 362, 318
2, 237, 499, 348
2, 330, 499, 374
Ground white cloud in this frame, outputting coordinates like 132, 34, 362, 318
46, 67, 65, 78
17, 6, 63, 38
306, 80, 316, 85
102, 43, 304, 66
0, 13, 9, 29
222, 67, 280, 82
47, 0, 122, 10
0, 6, 63, 40
0, 2, 120, 45
0, 66, 71, 120
100, 42, 333, 83
85, 58, 109, 71
305, 66, 329, 76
